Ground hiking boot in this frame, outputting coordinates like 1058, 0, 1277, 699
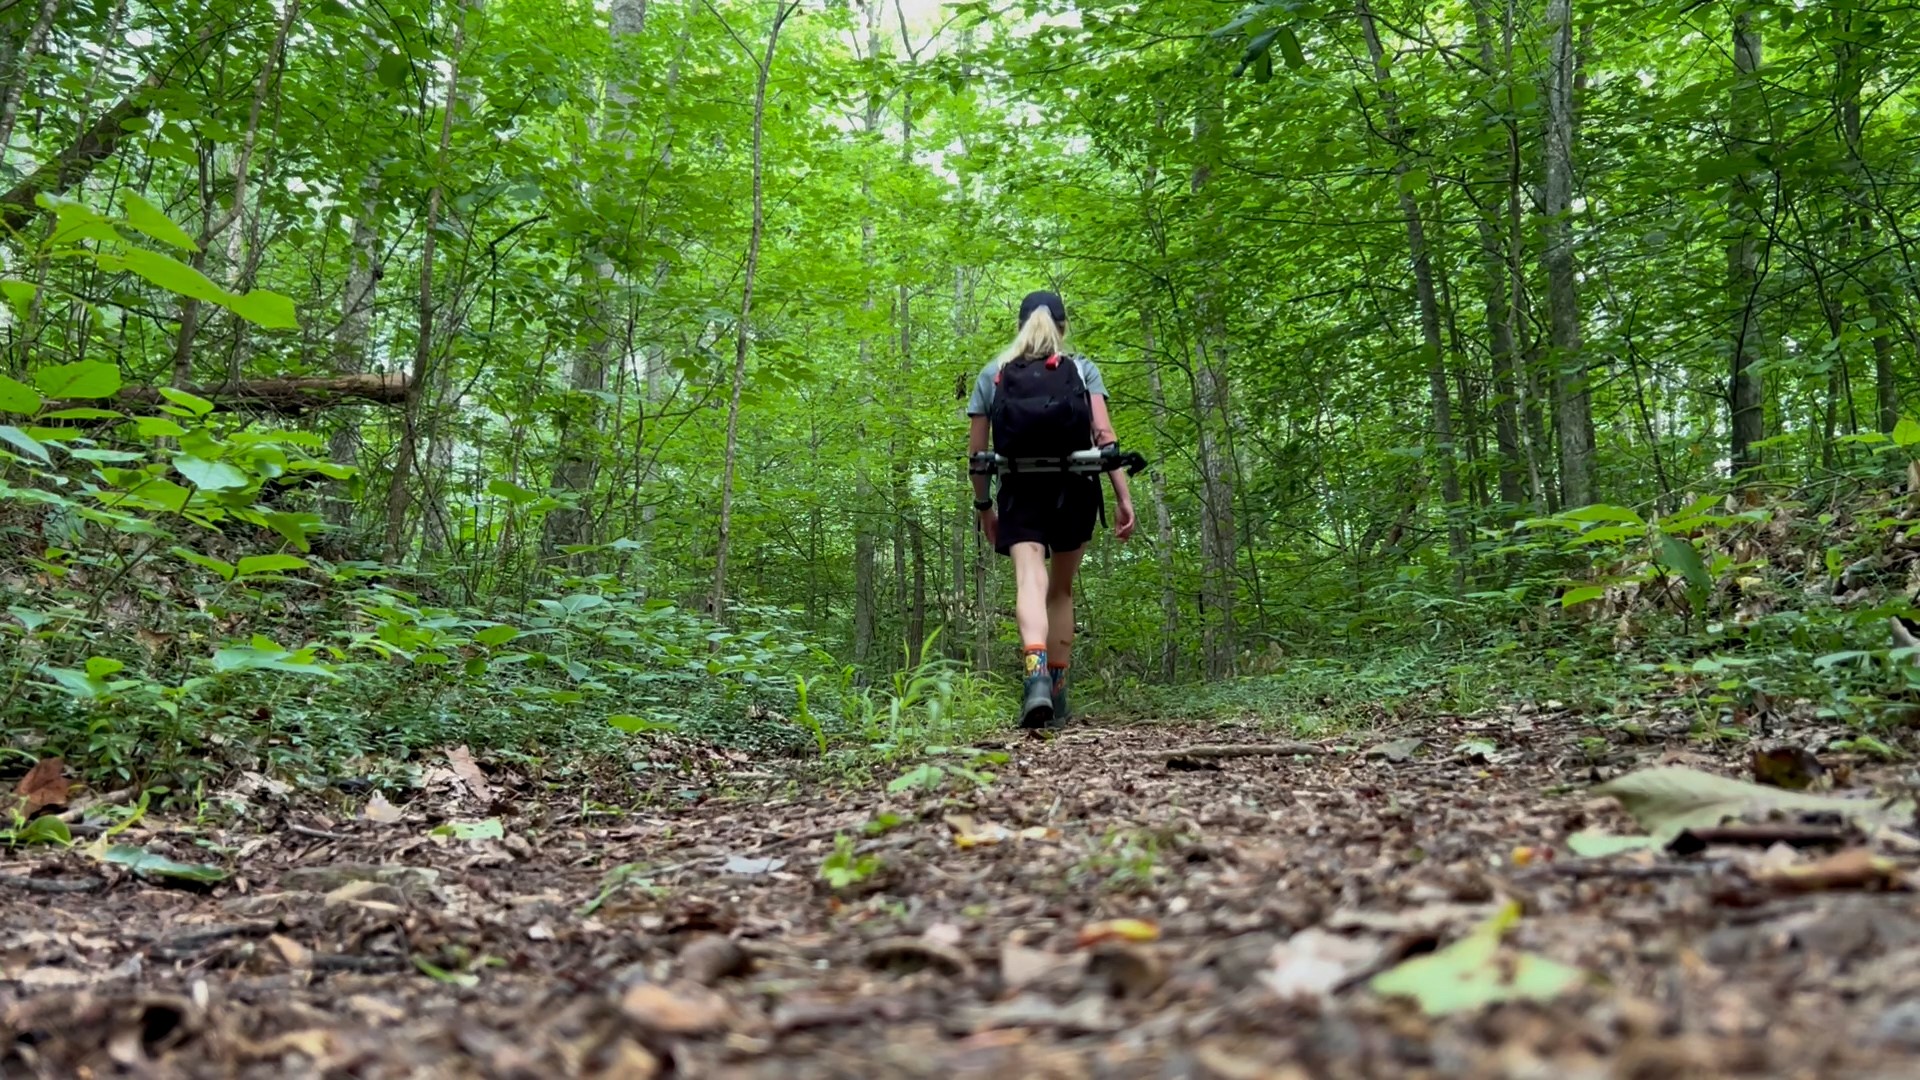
1019, 673, 1055, 729
1049, 671, 1070, 727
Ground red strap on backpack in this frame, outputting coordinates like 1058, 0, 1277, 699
1045, 353, 1061, 369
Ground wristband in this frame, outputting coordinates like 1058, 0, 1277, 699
973, 497, 992, 512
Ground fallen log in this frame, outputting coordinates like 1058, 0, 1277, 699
46, 373, 410, 416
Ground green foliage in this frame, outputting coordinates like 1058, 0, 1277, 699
819, 832, 880, 890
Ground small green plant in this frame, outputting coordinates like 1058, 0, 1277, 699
819, 833, 879, 889
886, 745, 1007, 794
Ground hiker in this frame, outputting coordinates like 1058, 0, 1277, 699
966, 290, 1136, 729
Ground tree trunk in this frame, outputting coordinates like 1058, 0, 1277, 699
851, 0, 883, 667
1469, 0, 1526, 509
384, 0, 475, 562
1542, 0, 1594, 507
1728, 5, 1767, 481
1357, 0, 1470, 582
328, 159, 381, 526
1191, 90, 1239, 678
1142, 314, 1179, 682
1835, 29, 1898, 433
168, 0, 297, 389
0, 0, 60, 173
711, 1, 794, 622
543, 0, 651, 558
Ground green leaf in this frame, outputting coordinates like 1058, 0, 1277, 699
1565, 830, 1659, 858
0, 425, 50, 464
44, 407, 122, 420
171, 546, 236, 580
1592, 765, 1912, 840
66, 447, 144, 463
173, 454, 248, 491
473, 624, 519, 647
608, 713, 680, 734
0, 374, 40, 415
412, 955, 479, 987
1895, 418, 1920, 447
236, 553, 309, 577
1654, 532, 1713, 598
430, 818, 505, 841
33, 360, 122, 400
211, 644, 337, 678
223, 288, 299, 330
109, 247, 225, 303
1274, 25, 1306, 68
1561, 504, 1646, 526
1560, 585, 1606, 607
121, 191, 200, 252
1369, 902, 1586, 1014
101, 843, 230, 884
8, 816, 72, 846
135, 416, 187, 438
159, 388, 214, 416
260, 511, 320, 551
85, 656, 124, 679
487, 478, 540, 504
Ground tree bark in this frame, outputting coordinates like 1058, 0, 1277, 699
1541, 0, 1593, 507
1142, 314, 1179, 682
1357, 0, 1469, 582
1728, 5, 1767, 481
543, 0, 651, 557
384, 0, 475, 562
851, 0, 883, 667
168, 0, 297, 389
0, 0, 59, 173
1469, 0, 1526, 509
1191, 89, 1239, 678
41, 373, 410, 415
1835, 28, 1898, 434
712, 1, 795, 622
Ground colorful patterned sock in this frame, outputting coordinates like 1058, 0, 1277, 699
1023, 645, 1049, 678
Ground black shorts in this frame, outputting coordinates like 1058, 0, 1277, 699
995, 475, 1101, 556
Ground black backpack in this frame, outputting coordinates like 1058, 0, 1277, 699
989, 353, 1093, 460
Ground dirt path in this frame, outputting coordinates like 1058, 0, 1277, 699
5, 718, 1920, 1078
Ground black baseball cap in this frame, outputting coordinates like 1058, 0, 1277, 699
1018, 290, 1067, 328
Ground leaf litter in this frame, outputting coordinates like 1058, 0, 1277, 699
5, 716, 1920, 1076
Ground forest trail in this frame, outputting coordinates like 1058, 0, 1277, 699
5, 715, 1920, 1079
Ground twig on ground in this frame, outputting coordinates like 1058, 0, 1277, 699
0, 872, 107, 893
1150, 743, 1325, 762
288, 824, 351, 842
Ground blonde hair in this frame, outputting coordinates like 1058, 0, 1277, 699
995, 306, 1066, 368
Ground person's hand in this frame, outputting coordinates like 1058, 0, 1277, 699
978, 507, 998, 548
1114, 499, 1137, 541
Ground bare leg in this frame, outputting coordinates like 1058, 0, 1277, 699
1010, 542, 1050, 649
1047, 545, 1085, 664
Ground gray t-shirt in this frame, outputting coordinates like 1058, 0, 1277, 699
965, 354, 1107, 416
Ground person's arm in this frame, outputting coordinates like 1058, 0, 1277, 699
1090, 394, 1134, 532
968, 415, 991, 505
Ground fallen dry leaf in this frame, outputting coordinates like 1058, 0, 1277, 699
445, 745, 493, 806
12, 757, 69, 815
266, 934, 312, 968
618, 981, 733, 1035
1076, 919, 1160, 947
362, 791, 402, 824
1752, 848, 1908, 892
1262, 928, 1385, 1002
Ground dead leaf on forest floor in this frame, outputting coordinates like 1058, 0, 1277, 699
444, 745, 492, 806
1592, 765, 1913, 838
1752, 848, 1909, 892
361, 791, 402, 824
5, 757, 69, 817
